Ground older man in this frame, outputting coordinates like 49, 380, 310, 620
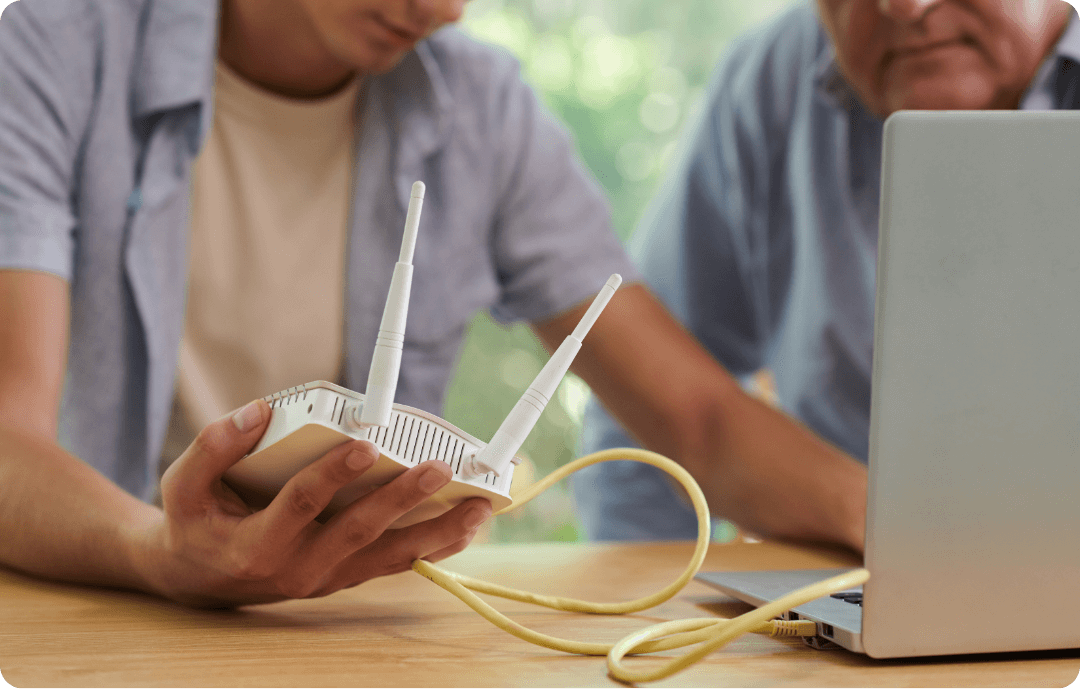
574, 0, 1080, 541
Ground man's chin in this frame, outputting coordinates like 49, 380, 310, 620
882, 75, 1001, 115
332, 43, 415, 77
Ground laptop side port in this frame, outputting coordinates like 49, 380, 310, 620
801, 623, 841, 650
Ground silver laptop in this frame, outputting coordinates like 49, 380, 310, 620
697, 111, 1080, 658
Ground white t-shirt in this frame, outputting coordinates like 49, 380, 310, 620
162, 62, 360, 466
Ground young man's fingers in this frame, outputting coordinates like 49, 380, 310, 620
314, 497, 492, 593
165, 439, 381, 597
302, 459, 455, 569
378, 495, 491, 560
253, 439, 380, 543
164, 399, 271, 506
392, 496, 492, 561
420, 532, 474, 564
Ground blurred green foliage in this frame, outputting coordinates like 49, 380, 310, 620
444, 0, 794, 543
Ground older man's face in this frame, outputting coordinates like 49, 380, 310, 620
816, 0, 1073, 117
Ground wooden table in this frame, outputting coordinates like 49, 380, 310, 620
1, 539, 1077, 687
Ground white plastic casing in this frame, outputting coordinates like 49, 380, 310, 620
223, 381, 518, 528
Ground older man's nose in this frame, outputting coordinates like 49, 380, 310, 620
877, 0, 942, 22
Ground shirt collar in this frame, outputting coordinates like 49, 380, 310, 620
369, 31, 455, 160
812, 42, 859, 112
366, 30, 455, 205
1021, 8, 1080, 109
812, 6, 1080, 113
131, 0, 219, 121
1053, 8, 1080, 66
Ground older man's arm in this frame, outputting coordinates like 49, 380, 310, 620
534, 283, 867, 552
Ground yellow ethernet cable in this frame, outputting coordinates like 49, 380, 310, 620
412, 447, 869, 684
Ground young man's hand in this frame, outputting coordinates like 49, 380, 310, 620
138, 399, 491, 607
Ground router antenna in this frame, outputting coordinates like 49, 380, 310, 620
465, 274, 622, 478
358, 181, 425, 428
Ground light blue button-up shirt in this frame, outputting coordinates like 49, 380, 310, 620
573, 2, 1080, 541
0, 0, 636, 501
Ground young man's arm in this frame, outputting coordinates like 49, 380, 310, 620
0, 270, 490, 606
534, 283, 867, 552
0, 270, 154, 589
0, 0, 495, 604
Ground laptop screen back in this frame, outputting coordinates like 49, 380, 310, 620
863, 111, 1080, 658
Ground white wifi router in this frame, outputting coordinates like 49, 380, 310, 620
223, 381, 516, 528
222, 181, 621, 528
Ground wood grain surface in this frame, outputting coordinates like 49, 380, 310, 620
1, 540, 1077, 687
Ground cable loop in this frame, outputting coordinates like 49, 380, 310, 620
411, 447, 869, 683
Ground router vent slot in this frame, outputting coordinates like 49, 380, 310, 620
411, 424, 425, 463
434, 430, 448, 462
265, 384, 309, 409
373, 416, 392, 446
418, 423, 433, 463
406, 421, 427, 463
391, 413, 401, 446
400, 418, 415, 457
407, 423, 421, 462
389, 417, 401, 455
389, 414, 404, 454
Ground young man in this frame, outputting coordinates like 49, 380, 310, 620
574, 0, 1079, 541
0, 0, 868, 607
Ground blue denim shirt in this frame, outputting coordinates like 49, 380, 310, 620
0, 0, 635, 501
573, 2, 1080, 540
